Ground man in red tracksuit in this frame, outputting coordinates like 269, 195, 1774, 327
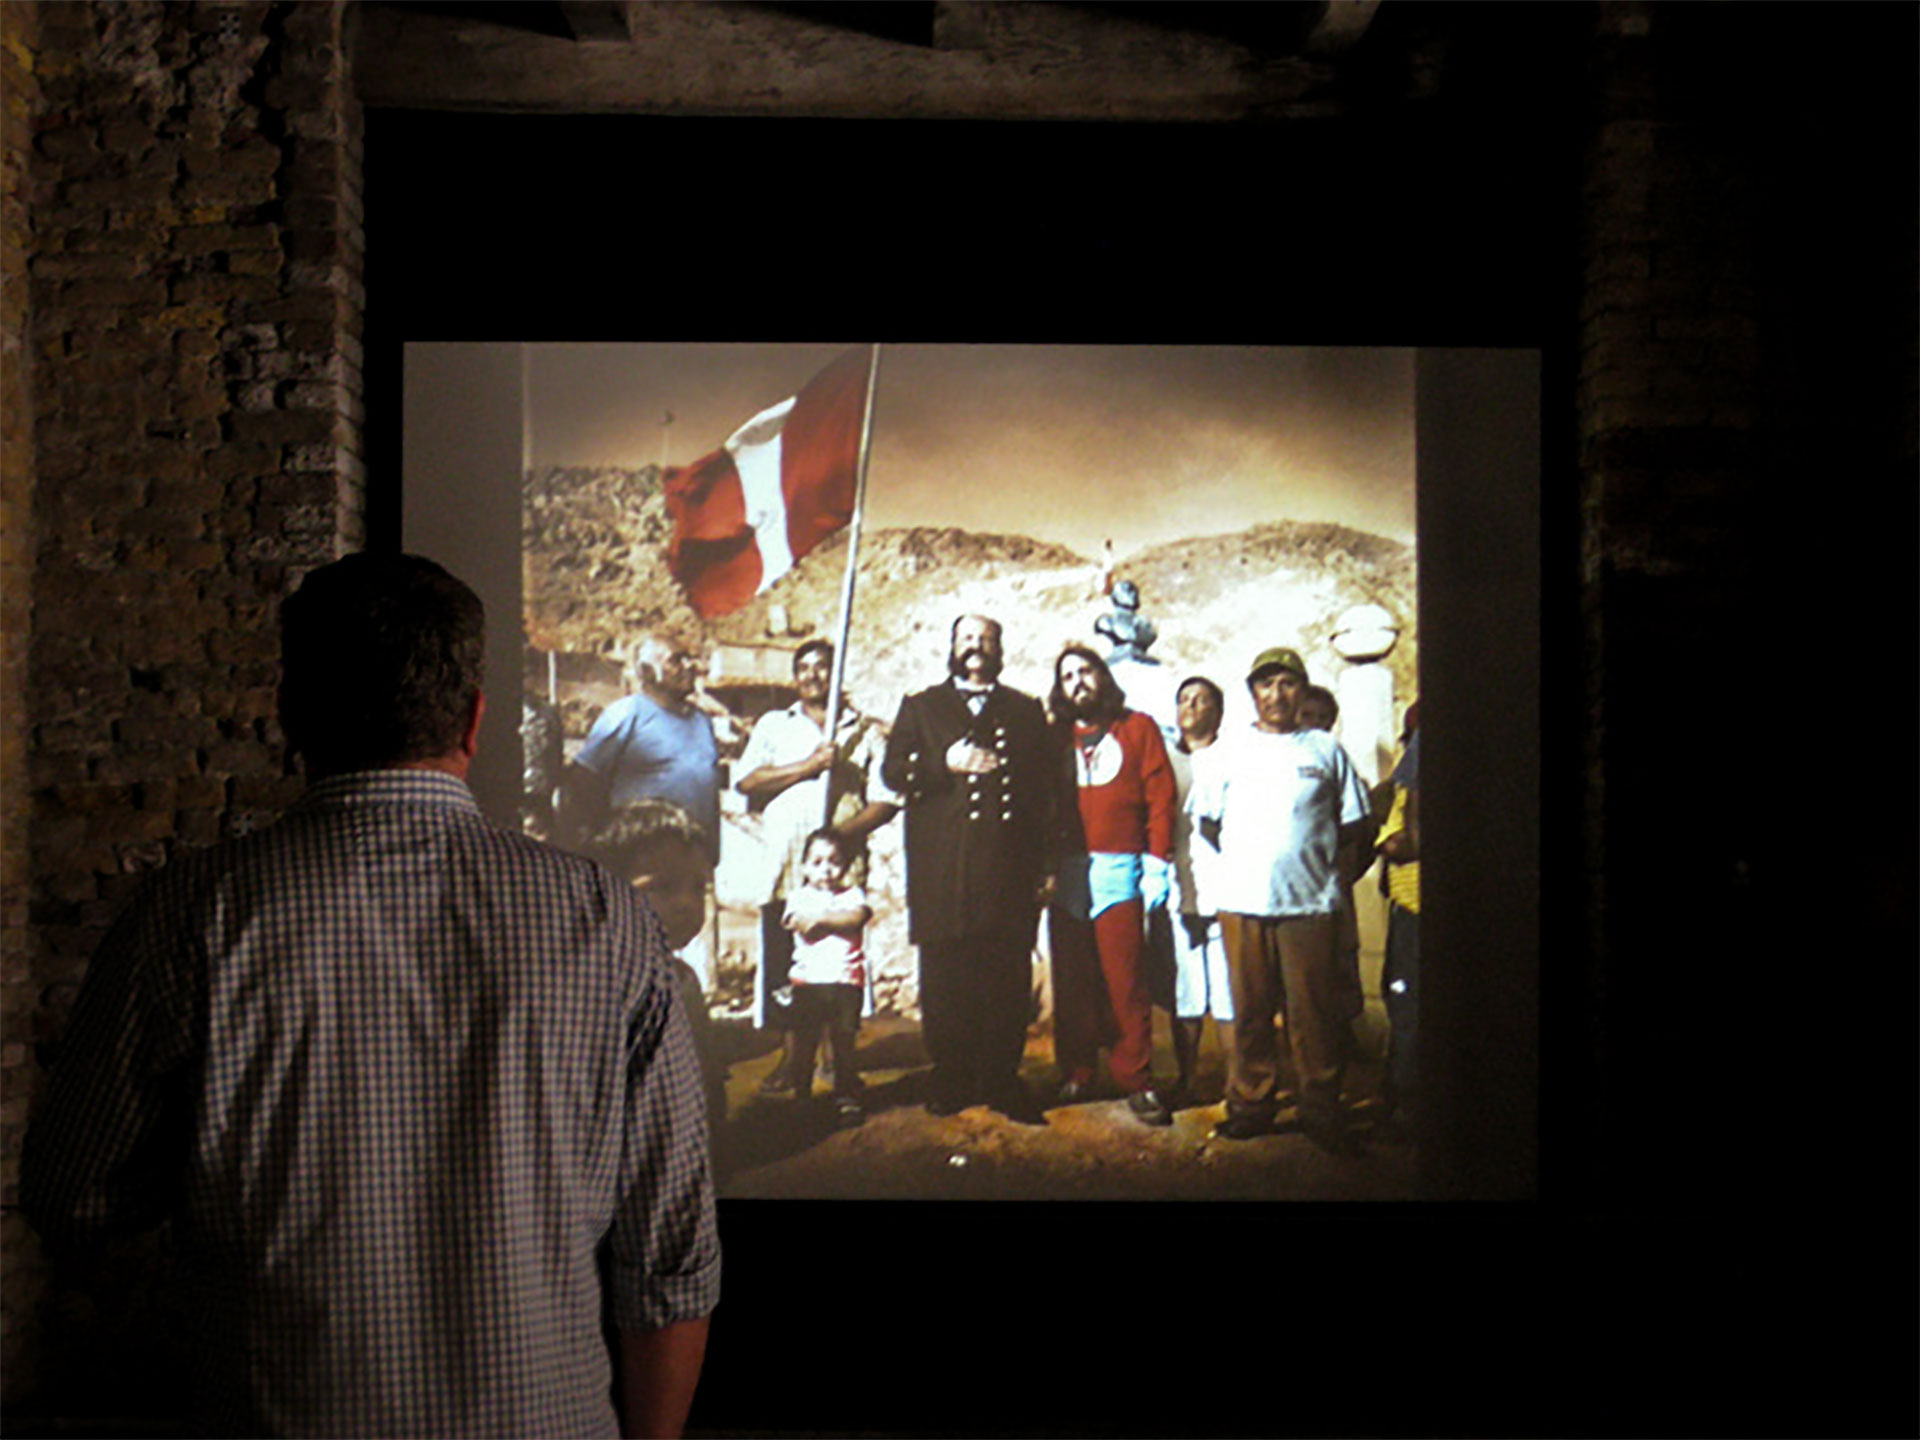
1046, 644, 1180, 1125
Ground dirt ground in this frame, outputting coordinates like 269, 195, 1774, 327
708, 1011, 1419, 1202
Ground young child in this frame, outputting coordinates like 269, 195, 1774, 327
779, 827, 873, 1128
593, 801, 727, 1136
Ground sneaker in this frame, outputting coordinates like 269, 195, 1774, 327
1126, 1089, 1174, 1127
832, 1096, 865, 1129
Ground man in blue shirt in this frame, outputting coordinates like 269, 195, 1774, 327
561, 632, 721, 861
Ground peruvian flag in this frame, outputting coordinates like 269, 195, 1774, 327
663, 346, 872, 618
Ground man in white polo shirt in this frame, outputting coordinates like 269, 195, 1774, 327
1189, 645, 1375, 1154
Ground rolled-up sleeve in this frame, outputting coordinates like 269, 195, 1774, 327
601, 915, 721, 1330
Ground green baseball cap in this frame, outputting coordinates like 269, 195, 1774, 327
1247, 646, 1308, 682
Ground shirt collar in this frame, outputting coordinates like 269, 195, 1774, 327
294, 769, 484, 815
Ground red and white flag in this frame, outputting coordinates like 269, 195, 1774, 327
663, 346, 872, 618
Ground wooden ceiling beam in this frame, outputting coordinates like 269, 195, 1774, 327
353, 0, 1412, 119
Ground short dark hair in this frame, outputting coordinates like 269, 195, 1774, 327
1048, 643, 1127, 728
1176, 675, 1224, 711
793, 638, 833, 673
279, 553, 486, 774
801, 825, 859, 868
1301, 684, 1339, 721
594, 800, 712, 882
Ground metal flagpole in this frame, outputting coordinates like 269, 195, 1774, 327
822, 343, 883, 828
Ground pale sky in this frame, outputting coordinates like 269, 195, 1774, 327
526, 342, 1414, 558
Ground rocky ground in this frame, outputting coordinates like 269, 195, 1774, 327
708, 1012, 1418, 1203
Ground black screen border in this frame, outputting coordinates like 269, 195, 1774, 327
367, 108, 1572, 1439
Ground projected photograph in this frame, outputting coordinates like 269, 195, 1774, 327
518, 343, 1419, 1200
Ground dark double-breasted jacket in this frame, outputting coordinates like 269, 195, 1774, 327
881, 679, 1059, 947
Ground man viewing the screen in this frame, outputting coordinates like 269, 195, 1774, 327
1189, 645, 1374, 1155
560, 630, 722, 863
882, 614, 1057, 1122
22, 553, 720, 1438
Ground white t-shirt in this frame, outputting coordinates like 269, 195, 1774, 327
1187, 724, 1372, 918
784, 883, 869, 988
737, 704, 894, 905
1171, 739, 1228, 918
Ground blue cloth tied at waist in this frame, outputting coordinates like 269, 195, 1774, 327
1054, 851, 1143, 921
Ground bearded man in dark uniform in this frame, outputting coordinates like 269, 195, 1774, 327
882, 614, 1058, 1122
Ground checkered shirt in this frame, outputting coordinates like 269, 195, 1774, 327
22, 770, 721, 1438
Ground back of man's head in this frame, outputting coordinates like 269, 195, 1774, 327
280, 552, 486, 776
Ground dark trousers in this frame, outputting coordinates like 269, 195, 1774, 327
787, 983, 863, 1099
918, 924, 1035, 1108
1049, 899, 1154, 1093
1218, 911, 1345, 1123
1382, 902, 1420, 1114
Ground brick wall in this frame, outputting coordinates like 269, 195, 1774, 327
1576, 0, 1782, 1201
1573, 1, 1916, 1202
2, 0, 44, 1401
2, 0, 362, 1418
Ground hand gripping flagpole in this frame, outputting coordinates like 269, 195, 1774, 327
822, 342, 882, 830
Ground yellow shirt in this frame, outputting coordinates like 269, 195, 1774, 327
1379, 784, 1420, 913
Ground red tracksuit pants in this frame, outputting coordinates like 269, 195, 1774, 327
1049, 898, 1153, 1093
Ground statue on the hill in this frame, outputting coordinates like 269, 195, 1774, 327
1096, 579, 1176, 741
1095, 579, 1159, 664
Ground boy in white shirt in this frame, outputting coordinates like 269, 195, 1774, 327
595, 801, 727, 1138
780, 828, 873, 1128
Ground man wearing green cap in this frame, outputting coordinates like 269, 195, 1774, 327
1188, 645, 1375, 1153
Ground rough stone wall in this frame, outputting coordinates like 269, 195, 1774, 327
1576, 0, 1766, 1192
3, 0, 361, 1418
1577, 0, 1780, 1200
1574, 2, 1915, 1201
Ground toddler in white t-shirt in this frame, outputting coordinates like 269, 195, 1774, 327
780, 828, 873, 1127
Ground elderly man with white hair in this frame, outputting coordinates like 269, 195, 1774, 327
561, 630, 722, 862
